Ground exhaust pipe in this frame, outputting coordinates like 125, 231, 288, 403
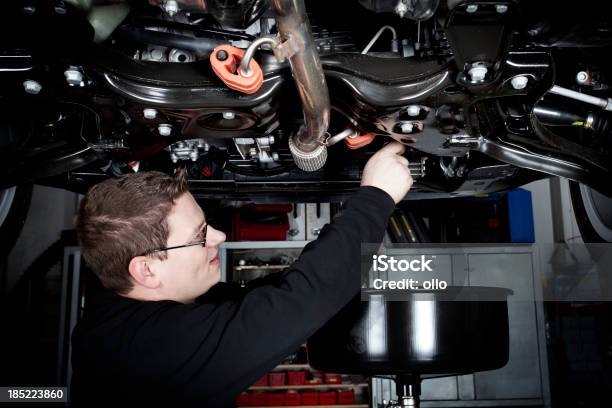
271, 0, 330, 171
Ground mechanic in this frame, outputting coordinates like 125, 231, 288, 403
70, 142, 413, 407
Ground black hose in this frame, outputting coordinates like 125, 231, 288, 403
115, 26, 225, 55
533, 104, 585, 126
130, 18, 256, 41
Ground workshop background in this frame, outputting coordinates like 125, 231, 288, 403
0, 177, 610, 408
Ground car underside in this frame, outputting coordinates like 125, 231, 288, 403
1, 0, 611, 210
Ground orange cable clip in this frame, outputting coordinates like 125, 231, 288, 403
210, 45, 264, 94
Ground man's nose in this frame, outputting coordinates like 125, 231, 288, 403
206, 226, 226, 247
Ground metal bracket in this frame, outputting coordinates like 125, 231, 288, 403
272, 34, 301, 62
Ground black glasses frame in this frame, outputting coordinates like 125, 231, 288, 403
143, 224, 207, 256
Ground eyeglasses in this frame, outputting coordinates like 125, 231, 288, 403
142, 223, 208, 256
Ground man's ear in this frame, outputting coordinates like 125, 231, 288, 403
128, 256, 161, 289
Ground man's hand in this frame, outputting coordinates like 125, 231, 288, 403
360, 142, 414, 204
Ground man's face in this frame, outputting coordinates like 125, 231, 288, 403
151, 192, 226, 303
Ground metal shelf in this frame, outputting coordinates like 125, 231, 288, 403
241, 405, 368, 408
221, 240, 310, 249
249, 384, 368, 390
274, 364, 311, 370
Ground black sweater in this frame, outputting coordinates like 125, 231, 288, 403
70, 186, 395, 407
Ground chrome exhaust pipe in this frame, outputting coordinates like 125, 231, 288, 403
271, 0, 330, 171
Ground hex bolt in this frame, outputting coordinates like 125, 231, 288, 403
223, 111, 236, 120
216, 50, 228, 61
466, 4, 478, 13
576, 71, 590, 85
158, 124, 172, 136
406, 105, 421, 117
164, 0, 179, 16
468, 65, 488, 82
150, 48, 164, 61
23, 80, 42, 94
400, 122, 414, 134
510, 75, 528, 90
64, 68, 84, 86
143, 108, 158, 120
496, 4, 508, 13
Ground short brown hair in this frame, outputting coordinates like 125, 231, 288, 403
76, 169, 189, 294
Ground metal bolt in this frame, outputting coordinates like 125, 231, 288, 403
406, 105, 421, 117
466, 4, 478, 13
395, 0, 408, 18
54, 3, 67, 14
223, 111, 235, 120
64, 68, 84, 86
272, 152, 279, 160
311, 227, 322, 236
23, 80, 42, 95
164, 0, 179, 16
400, 122, 414, 134
576, 71, 590, 85
510, 75, 528, 90
150, 48, 164, 61
216, 50, 228, 61
143, 108, 158, 120
468, 65, 488, 82
527, 29, 539, 37
158, 124, 172, 136
495, 4, 508, 13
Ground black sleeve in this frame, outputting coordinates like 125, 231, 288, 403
132, 186, 395, 405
